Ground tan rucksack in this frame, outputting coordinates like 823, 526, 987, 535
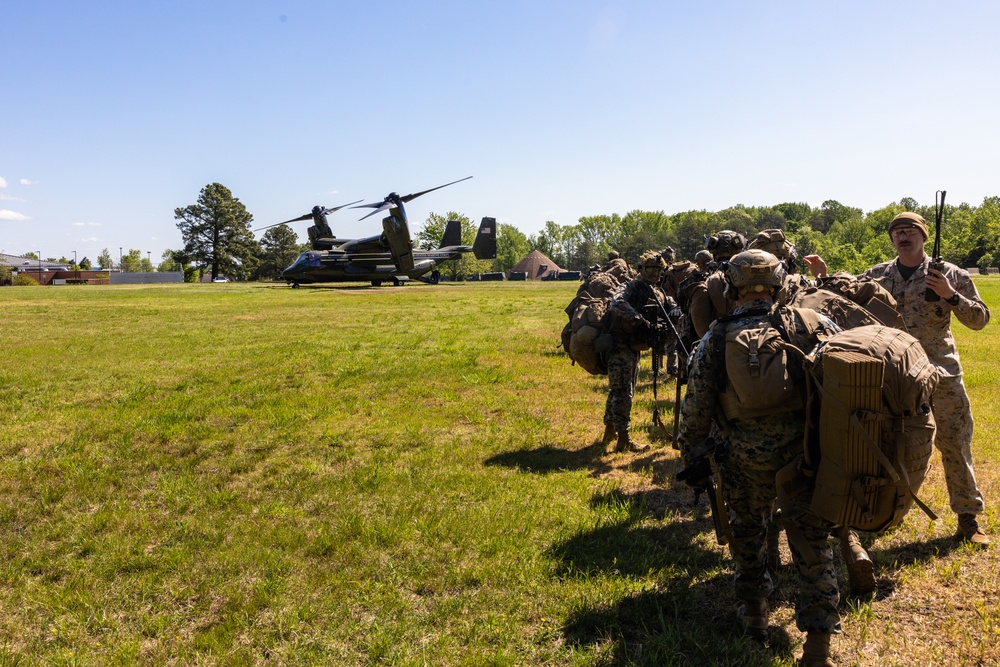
813, 272, 905, 329
712, 305, 828, 420
561, 269, 628, 375
786, 325, 939, 533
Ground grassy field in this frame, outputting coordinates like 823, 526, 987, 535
1, 278, 998, 666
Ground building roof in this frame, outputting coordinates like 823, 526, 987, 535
511, 249, 563, 279
0, 253, 70, 270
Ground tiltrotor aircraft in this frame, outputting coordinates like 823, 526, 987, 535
258, 177, 496, 287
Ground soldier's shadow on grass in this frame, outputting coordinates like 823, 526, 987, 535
860, 533, 964, 600
484, 441, 617, 476
548, 507, 795, 666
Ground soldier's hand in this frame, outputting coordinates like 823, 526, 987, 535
676, 456, 712, 490
669, 307, 682, 320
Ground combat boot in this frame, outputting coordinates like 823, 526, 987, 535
614, 430, 649, 453
737, 598, 768, 643
601, 424, 616, 446
798, 631, 836, 667
839, 528, 875, 597
957, 513, 990, 546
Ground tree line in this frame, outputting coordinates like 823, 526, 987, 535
162, 184, 1000, 282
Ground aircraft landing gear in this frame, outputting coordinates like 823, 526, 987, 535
290, 282, 300, 289
392, 277, 404, 287
371, 280, 382, 287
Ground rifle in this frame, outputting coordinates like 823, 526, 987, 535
926, 189, 946, 302
676, 437, 732, 545
644, 297, 686, 442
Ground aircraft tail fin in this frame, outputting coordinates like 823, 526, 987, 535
473, 217, 497, 260
440, 220, 462, 248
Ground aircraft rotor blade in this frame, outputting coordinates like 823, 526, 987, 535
254, 213, 311, 231
400, 176, 472, 204
350, 176, 471, 221
320, 199, 363, 215
353, 201, 393, 221
254, 199, 363, 232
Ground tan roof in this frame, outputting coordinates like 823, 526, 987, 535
511, 250, 563, 279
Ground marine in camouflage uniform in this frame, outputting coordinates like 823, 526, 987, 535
749, 228, 813, 305
603, 251, 674, 452
659, 250, 697, 375
678, 249, 842, 666
867, 213, 989, 542
689, 230, 746, 339
805, 212, 991, 545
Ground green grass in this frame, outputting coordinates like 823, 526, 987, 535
0, 278, 998, 666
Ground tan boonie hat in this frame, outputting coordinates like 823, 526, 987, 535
888, 212, 929, 240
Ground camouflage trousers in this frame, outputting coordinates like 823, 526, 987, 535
604, 345, 641, 432
720, 460, 841, 634
933, 375, 986, 515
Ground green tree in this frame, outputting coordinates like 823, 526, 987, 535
711, 207, 754, 235
97, 248, 113, 271
495, 223, 530, 272
667, 210, 715, 261
257, 224, 302, 280
419, 212, 492, 280
417, 213, 450, 250
174, 183, 260, 281
79, 257, 92, 270
120, 249, 143, 273
158, 250, 183, 273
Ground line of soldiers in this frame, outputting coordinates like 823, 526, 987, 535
596, 219, 991, 667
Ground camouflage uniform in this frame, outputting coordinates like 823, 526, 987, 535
603, 279, 672, 434
660, 260, 698, 374
861, 257, 991, 514
678, 300, 842, 633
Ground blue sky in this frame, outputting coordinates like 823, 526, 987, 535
3, 1, 1000, 265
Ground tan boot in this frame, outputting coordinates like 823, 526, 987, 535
737, 598, 768, 642
798, 631, 835, 667
601, 424, 616, 446
840, 528, 875, 597
614, 430, 649, 453
957, 513, 991, 546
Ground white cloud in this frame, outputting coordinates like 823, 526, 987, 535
19, 179, 35, 186
0, 194, 24, 202
0, 209, 31, 221
0, 177, 7, 188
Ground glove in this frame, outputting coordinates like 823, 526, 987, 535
676, 455, 712, 491
669, 307, 682, 320
634, 315, 653, 335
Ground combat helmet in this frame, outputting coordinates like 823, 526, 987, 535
694, 249, 714, 269
660, 246, 676, 264
638, 249, 667, 282
705, 230, 746, 261
749, 229, 793, 260
724, 249, 785, 299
